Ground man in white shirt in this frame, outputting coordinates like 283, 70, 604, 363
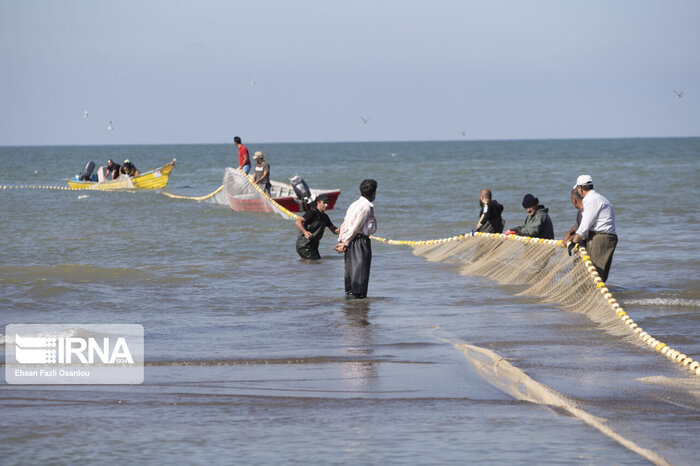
334, 179, 378, 299
570, 175, 618, 282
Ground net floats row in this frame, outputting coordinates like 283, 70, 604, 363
578, 245, 700, 376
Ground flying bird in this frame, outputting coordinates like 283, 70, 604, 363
673, 90, 684, 98
459, 131, 467, 136
360, 116, 370, 124
389, 152, 398, 157
249, 78, 256, 86
83, 110, 88, 118
107, 121, 113, 131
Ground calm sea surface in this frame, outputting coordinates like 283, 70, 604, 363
1, 138, 699, 464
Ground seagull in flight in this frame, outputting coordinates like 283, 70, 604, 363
83, 110, 88, 118
360, 116, 370, 124
459, 131, 467, 136
389, 152, 398, 157
249, 78, 256, 86
673, 90, 684, 98
107, 121, 113, 131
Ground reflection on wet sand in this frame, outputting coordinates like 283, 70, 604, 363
340, 299, 377, 390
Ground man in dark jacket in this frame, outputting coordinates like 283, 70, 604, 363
295, 194, 339, 260
475, 189, 504, 233
506, 193, 554, 239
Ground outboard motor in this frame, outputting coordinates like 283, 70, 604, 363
78, 161, 96, 181
290, 174, 313, 209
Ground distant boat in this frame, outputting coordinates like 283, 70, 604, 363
222, 167, 340, 214
66, 159, 176, 190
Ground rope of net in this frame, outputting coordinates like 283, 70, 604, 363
162, 185, 224, 201
1, 185, 72, 190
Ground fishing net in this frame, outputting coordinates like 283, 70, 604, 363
214, 168, 299, 219
372, 232, 699, 377
163, 168, 300, 219
444, 338, 673, 465
84, 177, 134, 191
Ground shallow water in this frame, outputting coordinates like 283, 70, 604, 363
1, 138, 699, 464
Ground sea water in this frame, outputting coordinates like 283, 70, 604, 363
1, 138, 699, 464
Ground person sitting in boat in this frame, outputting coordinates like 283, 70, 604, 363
251, 151, 271, 196
120, 159, 140, 178
295, 194, 340, 260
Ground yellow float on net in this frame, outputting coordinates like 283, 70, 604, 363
655, 342, 666, 351
616, 310, 627, 318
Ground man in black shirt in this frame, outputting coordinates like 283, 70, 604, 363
474, 188, 504, 233
295, 194, 339, 260
106, 159, 121, 180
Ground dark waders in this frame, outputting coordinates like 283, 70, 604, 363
344, 234, 371, 299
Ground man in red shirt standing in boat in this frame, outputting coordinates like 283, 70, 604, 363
234, 136, 251, 175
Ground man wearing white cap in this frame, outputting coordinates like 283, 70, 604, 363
570, 175, 617, 282
251, 151, 271, 196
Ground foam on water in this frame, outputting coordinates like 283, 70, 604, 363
623, 298, 700, 308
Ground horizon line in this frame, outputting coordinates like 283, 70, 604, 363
1, 134, 699, 148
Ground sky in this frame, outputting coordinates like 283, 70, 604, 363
1, 0, 698, 145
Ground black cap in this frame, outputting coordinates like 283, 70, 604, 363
521, 193, 539, 208
316, 194, 331, 203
